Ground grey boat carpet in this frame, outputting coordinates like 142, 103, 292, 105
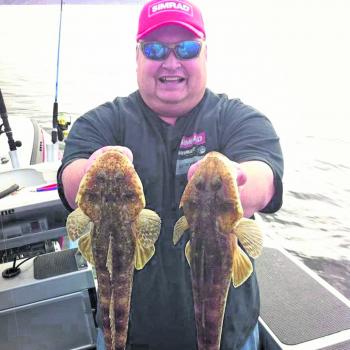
256, 247, 350, 345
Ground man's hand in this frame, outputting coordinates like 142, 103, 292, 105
61, 146, 133, 209
85, 146, 133, 172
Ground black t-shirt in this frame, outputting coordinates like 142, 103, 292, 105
58, 89, 283, 350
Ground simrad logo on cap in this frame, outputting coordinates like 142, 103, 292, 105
149, 1, 194, 17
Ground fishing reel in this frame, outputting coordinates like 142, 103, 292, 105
0, 123, 22, 149
0, 115, 22, 151
57, 113, 71, 141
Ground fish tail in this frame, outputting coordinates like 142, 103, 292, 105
111, 229, 136, 350
191, 237, 233, 350
95, 265, 113, 349
91, 230, 113, 349
194, 282, 230, 350
111, 275, 133, 350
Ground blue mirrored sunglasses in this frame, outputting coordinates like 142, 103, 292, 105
140, 40, 202, 61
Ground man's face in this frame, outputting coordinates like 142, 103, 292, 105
136, 25, 207, 119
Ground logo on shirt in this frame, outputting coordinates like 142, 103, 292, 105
180, 132, 206, 149
149, 1, 193, 17
176, 131, 207, 175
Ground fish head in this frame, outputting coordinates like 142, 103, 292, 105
180, 152, 243, 234
77, 150, 145, 223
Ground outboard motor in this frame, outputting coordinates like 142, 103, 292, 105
0, 88, 22, 169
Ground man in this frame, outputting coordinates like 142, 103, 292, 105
57, 0, 283, 349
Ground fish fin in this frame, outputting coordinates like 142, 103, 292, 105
66, 207, 91, 241
185, 241, 191, 266
134, 238, 155, 270
137, 209, 161, 248
78, 231, 95, 266
134, 209, 160, 270
234, 218, 264, 259
232, 245, 253, 287
106, 237, 113, 278
173, 216, 189, 245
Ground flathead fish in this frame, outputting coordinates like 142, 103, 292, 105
66, 150, 160, 350
173, 151, 263, 350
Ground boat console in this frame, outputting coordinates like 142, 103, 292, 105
0, 181, 68, 263
0, 172, 97, 350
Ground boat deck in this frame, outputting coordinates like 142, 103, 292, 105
257, 242, 350, 350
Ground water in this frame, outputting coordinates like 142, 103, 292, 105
1, 1, 349, 298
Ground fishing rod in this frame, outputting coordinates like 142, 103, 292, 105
51, 0, 63, 146
0, 88, 22, 169
49, 0, 70, 161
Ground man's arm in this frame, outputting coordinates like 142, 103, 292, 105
61, 159, 88, 210
238, 160, 275, 218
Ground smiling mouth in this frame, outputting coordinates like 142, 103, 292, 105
159, 76, 186, 83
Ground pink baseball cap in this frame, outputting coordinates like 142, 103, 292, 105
137, 0, 206, 41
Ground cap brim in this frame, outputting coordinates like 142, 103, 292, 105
137, 20, 205, 41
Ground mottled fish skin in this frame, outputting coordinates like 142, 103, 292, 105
77, 150, 145, 350
180, 152, 244, 350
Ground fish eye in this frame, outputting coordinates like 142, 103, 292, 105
211, 176, 222, 191
194, 176, 205, 191
95, 172, 106, 183
123, 191, 135, 201
219, 201, 233, 212
115, 170, 124, 180
186, 199, 198, 209
86, 191, 98, 203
